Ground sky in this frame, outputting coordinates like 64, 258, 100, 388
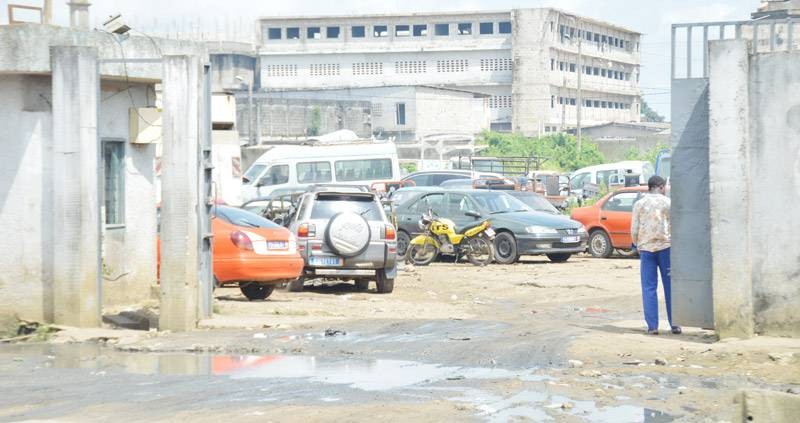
3, 0, 762, 120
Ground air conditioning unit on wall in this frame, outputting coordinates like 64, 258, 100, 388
129, 107, 162, 144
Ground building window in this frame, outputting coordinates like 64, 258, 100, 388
268, 28, 281, 40
498, 21, 511, 34
436, 59, 468, 73
352, 25, 365, 38
374, 25, 388, 37
550, 59, 555, 70
480, 58, 512, 72
413, 24, 427, 36
396, 103, 406, 125
352, 62, 383, 75
594, 33, 600, 42
395, 24, 410, 37
395, 60, 427, 74
585, 31, 592, 41
309, 63, 341, 76
569, 63, 576, 72
287, 27, 300, 39
307, 27, 321, 39
327, 26, 340, 39
559, 62, 564, 71
372, 103, 382, 117
480, 22, 493, 35
103, 140, 125, 226
266, 64, 298, 77
458, 23, 472, 35
593, 67, 600, 76
551, 95, 555, 108
593, 100, 600, 108
434, 23, 449, 36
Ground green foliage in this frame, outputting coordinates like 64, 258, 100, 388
624, 142, 670, 165
476, 131, 605, 172
641, 100, 665, 123
308, 106, 321, 136
400, 162, 417, 174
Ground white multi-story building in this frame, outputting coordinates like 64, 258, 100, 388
255, 8, 642, 137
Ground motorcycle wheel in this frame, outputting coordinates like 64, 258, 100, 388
407, 240, 438, 266
466, 235, 494, 266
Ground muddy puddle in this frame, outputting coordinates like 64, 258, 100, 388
2, 344, 675, 422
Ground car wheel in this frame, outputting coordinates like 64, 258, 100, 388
287, 277, 305, 292
493, 231, 519, 264
240, 282, 275, 300
354, 279, 370, 291
397, 231, 411, 257
546, 253, 572, 263
375, 269, 394, 294
588, 230, 613, 258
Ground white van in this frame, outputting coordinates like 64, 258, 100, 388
569, 161, 655, 197
240, 141, 401, 202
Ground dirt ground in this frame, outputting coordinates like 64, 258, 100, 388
1, 255, 798, 422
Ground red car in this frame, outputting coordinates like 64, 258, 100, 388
570, 186, 650, 258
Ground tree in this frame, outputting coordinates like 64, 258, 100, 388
640, 100, 665, 123
308, 106, 322, 136
477, 131, 605, 172
624, 142, 670, 165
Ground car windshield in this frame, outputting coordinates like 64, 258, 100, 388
510, 193, 559, 214
311, 195, 382, 220
216, 206, 281, 228
469, 192, 530, 214
243, 164, 266, 183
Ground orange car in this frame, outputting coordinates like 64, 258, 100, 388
570, 186, 650, 258
159, 205, 303, 300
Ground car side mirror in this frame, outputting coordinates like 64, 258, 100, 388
255, 179, 266, 188
465, 210, 481, 219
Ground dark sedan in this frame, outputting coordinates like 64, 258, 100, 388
395, 189, 588, 263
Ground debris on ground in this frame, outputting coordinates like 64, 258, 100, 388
447, 336, 471, 341
324, 328, 347, 337
655, 357, 668, 366
568, 359, 584, 368
623, 359, 644, 365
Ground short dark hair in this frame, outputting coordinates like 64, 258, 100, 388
648, 175, 667, 191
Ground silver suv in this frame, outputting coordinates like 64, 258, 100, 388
287, 190, 397, 293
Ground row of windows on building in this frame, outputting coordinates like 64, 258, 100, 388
265, 21, 512, 41
552, 95, 634, 110
266, 58, 512, 77
488, 95, 512, 109
556, 23, 635, 51
551, 59, 635, 82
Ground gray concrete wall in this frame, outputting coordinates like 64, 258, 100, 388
511, 8, 551, 136
0, 75, 158, 322
238, 96, 372, 139
707, 40, 800, 338
99, 83, 158, 308
0, 75, 54, 322
747, 50, 800, 336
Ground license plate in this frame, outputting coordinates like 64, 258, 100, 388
561, 236, 580, 243
309, 256, 342, 266
268, 241, 288, 249
484, 228, 496, 237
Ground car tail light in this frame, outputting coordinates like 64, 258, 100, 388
384, 225, 396, 241
298, 223, 316, 238
230, 231, 253, 250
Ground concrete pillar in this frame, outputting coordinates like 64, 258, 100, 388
50, 46, 101, 327
159, 55, 202, 331
708, 39, 754, 339
67, 1, 91, 30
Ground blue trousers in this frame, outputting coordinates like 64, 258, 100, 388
640, 248, 672, 331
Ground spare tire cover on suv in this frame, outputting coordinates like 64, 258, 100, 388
325, 212, 372, 257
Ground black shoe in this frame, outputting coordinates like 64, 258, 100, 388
671, 326, 682, 334
647, 329, 659, 335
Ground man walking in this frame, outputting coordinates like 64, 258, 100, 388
631, 176, 680, 335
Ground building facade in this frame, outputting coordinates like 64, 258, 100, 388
254, 8, 641, 137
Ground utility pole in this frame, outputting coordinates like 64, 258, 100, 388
576, 31, 583, 154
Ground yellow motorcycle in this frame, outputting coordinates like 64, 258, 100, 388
406, 210, 495, 266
